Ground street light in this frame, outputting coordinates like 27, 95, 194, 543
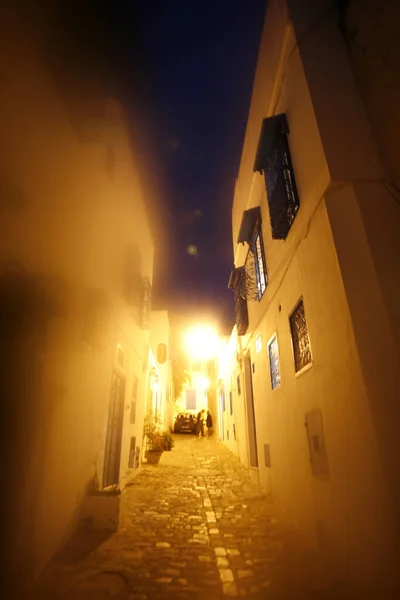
183, 324, 221, 362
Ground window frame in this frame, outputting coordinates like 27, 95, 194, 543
267, 333, 281, 390
250, 221, 268, 301
185, 388, 197, 411
289, 297, 312, 375
253, 113, 300, 240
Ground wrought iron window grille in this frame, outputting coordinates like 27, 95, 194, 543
233, 210, 268, 302
243, 224, 268, 301
267, 335, 281, 390
253, 113, 300, 240
251, 225, 268, 300
228, 267, 249, 336
289, 298, 312, 372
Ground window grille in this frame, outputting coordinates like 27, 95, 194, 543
236, 208, 268, 302
268, 335, 281, 390
289, 299, 312, 372
253, 229, 267, 299
243, 249, 260, 301
228, 267, 249, 336
253, 114, 299, 239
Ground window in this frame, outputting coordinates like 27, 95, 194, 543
228, 267, 249, 336
229, 391, 233, 415
235, 207, 268, 303
253, 228, 267, 299
289, 299, 312, 372
243, 222, 268, 301
267, 335, 281, 390
186, 389, 196, 410
253, 113, 300, 240
221, 389, 226, 412
237, 375, 241, 396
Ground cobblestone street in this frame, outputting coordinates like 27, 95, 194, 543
35, 435, 339, 600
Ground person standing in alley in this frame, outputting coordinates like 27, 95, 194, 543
196, 410, 205, 437
206, 410, 213, 436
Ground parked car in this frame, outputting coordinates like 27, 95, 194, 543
173, 412, 197, 434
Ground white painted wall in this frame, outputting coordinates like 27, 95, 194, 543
0, 16, 156, 580
224, 0, 400, 591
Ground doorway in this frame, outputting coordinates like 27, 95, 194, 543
103, 371, 126, 488
219, 389, 225, 440
244, 352, 258, 467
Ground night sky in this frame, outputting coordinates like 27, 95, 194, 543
137, 1, 266, 332
40, 0, 266, 333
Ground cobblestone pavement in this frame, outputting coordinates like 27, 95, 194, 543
35, 435, 341, 600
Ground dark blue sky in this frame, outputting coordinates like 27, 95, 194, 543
136, 1, 266, 330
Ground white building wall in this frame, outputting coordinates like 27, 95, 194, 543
225, 0, 400, 591
0, 14, 156, 580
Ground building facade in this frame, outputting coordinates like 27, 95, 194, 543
0, 9, 160, 591
224, 0, 400, 593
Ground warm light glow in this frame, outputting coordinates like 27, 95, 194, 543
184, 325, 221, 361
191, 371, 211, 389
218, 331, 238, 379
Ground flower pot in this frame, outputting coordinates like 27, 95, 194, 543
146, 451, 163, 465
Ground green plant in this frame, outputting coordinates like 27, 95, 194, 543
144, 410, 164, 452
147, 434, 164, 452
162, 433, 175, 451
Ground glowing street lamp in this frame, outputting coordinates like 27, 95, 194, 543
183, 325, 221, 362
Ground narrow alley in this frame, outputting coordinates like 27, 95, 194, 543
35, 435, 340, 600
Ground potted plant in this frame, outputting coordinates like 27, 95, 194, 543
143, 410, 164, 465
162, 433, 175, 451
